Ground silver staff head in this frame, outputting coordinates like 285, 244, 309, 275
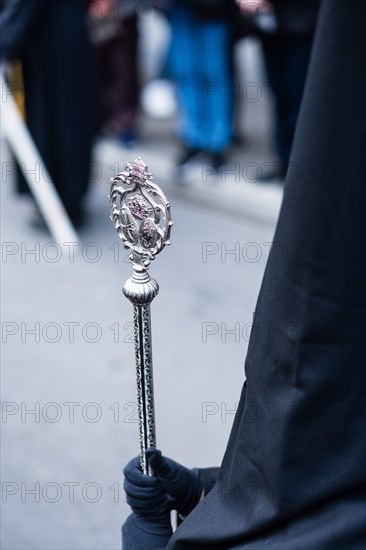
109, 157, 173, 272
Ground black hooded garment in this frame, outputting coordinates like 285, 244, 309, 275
167, 1, 366, 548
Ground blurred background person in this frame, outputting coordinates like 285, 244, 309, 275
236, 0, 320, 181
89, 0, 140, 147
163, 0, 239, 175
0, 0, 93, 227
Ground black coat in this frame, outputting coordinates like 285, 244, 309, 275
167, 0, 366, 548
271, 0, 320, 34
0, 0, 93, 218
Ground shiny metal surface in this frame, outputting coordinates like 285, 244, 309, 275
109, 158, 173, 474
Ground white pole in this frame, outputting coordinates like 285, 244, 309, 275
0, 67, 79, 248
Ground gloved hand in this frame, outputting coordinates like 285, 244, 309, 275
123, 456, 174, 519
122, 513, 172, 550
123, 449, 202, 519
145, 448, 202, 517
123, 457, 174, 549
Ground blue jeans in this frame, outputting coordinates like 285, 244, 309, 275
166, 4, 234, 152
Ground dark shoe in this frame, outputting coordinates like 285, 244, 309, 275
210, 152, 226, 172
176, 147, 201, 168
203, 151, 226, 174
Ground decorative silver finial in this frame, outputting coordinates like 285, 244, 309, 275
110, 157, 173, 270
109, 158, 173, 474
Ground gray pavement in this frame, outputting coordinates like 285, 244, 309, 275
1, 26, 283, 550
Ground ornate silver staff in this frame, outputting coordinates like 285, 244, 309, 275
109, 158, 173, 475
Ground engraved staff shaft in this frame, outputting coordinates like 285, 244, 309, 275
109, 158, 173, 475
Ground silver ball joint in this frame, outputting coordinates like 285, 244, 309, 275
123, 269, 159, 306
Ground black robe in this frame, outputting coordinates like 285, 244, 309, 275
0, 0, 92, 219
167, 0, 366, 548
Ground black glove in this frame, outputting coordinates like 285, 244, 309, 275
145, 448, 202, 517
123, 450, 202, 518
123, 457, 174, 549
123, 456, 174, 518
122, 513, 172, 550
